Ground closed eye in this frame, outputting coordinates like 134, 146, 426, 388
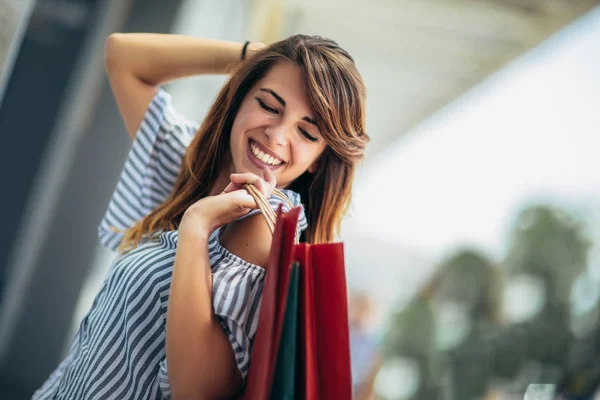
257, 97, 319, 142
256, 98, 278, 114
299, 128, 318, 142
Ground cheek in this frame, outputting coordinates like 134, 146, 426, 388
292, 143, 325, 169
306, 141, 326, 161
230, 113, 245, 138
230, 116, 252, 148
231, 101, 254, 134
232, 111, 261, 141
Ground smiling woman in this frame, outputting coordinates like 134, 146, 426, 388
229, 62, 327, 187
32, 33, 369, 399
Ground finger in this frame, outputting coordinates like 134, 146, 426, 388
253, 179, 269, 197
230, 172, 262, 184
263, 167, 276, 191
230, 172, 269, 197
211, 191, 256, 226
226, 189, 257, 210
222, 182, 239, 193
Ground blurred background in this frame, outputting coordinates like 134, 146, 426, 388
1, 0, 599, 398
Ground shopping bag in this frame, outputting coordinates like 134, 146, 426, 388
241, 184, 352, 399
303, 242, 352, 400
293, 242, 352, 400
270, 263, 300, 399
241, 198, 300, 399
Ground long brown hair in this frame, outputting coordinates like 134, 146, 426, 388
119, 34, 369, 252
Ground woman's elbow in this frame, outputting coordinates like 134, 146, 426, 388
104, 33, 125, 72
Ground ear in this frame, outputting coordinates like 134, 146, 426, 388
308, 162, 318, 174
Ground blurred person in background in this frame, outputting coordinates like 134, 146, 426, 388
32, 33, 369, 399
349, 291, 382, 399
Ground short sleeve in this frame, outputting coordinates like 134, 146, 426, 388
210, 252, 265, 380
156, 358, 171, 399
97, 89, 199, 251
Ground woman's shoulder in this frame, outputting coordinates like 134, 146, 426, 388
147, 88, 200, 139
218, 213, 273, 268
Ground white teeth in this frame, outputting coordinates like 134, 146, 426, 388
268, 156, 282, 165
250, 140, 282, 165
251, 142, 260, 155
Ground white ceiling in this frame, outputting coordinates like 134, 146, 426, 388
273, 0, 599, 157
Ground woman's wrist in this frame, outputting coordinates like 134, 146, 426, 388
179, 211, 212, 243
242, 42, 266, 61
240, 41, 251, 61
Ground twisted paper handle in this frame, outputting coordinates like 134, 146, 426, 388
243, 184, 299, 244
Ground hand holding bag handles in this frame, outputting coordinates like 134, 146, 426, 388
243, 184, 299, 244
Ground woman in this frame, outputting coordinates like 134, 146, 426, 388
33, 33, 369, 399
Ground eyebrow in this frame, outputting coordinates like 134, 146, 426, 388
259, 88, 318, 127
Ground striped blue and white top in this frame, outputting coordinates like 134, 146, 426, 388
33, 89, 308, 400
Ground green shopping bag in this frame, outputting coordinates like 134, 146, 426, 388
270, 263, 300, 399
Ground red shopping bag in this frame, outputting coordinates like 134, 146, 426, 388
242, 206, 300, 399
241, 185, 352, 399
294, 242, 352, 400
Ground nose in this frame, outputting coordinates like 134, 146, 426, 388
264, 122, 291, 147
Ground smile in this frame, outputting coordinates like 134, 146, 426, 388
249, 139, 284, 166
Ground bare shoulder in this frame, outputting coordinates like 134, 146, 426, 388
219, 213, 273, 268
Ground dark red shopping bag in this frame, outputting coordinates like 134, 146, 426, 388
241, 185, 352, 399
242, 206, 300, 399
294, 242, 352, 400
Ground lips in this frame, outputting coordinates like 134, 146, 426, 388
249, 139, 284, 166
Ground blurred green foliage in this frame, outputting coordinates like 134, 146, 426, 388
379, 204, 596, 399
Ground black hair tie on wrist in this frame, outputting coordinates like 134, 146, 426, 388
241, 41, 251, 61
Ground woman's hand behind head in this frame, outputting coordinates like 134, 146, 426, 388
247, 42, 266, 55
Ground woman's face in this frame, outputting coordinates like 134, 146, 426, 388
229, 62, 327, 188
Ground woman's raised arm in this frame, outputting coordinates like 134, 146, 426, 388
103, 34, 248, 140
